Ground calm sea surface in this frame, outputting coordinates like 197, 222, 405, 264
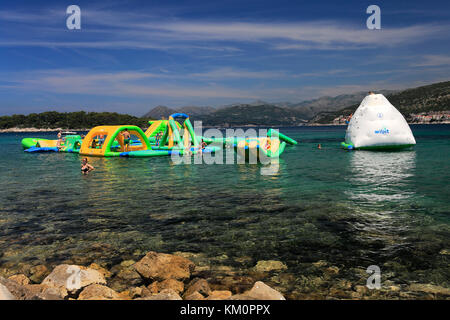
0, 124, 449, 296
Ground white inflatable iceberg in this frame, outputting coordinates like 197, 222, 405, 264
341, 93, 416, 150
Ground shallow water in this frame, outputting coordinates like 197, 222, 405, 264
0, 124, 449, 297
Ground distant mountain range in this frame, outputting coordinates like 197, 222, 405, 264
142, 81, 449, 126
312, 81, 450, 124
142, 105, 214, 119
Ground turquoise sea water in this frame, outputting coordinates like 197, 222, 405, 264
0, 124, 449, 296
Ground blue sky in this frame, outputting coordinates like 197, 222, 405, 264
0, 0, 449, 115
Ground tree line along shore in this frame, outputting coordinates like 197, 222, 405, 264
1, 111, 449, 133
0, 111, 150, 131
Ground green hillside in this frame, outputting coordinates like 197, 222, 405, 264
312, 81, 450, 124
0, 111, 149, 129
199, 104, 306, 126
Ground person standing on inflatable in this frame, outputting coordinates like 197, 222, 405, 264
121, 129, 131, 152
56, 130, 63, 149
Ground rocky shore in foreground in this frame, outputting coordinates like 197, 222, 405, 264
1, 250, 449, 300
0, 251, 285, 300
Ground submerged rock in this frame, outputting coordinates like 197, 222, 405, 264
134, 251, 195, 281
312, 260, 328, 268
408, 283, 450, 296
354, 285, 369, 295
42, 264, 106, 298
29, 265, 49, 284
8, 274, 30, 286
323, 266, 340, 278
253, 260, 288, 272
120, 260, 136, 268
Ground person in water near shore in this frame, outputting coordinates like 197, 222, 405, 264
121, 129, 131, 151
81, 158, 94, 174
318, 144, 322, 149
345, 113, 353, 124
198, 139, 207, 154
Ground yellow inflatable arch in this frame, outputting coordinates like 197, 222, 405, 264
79, 125, 151, 157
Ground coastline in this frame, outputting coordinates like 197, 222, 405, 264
0, 127, 88, 133
1, 250, 449, 300
1, 122, 449, 133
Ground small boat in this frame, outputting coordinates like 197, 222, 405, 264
62, 131, 78, 136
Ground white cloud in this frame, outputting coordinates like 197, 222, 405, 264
411, 55, 450, 67
189, 67, 287, 79
4, 69, 259, 99
0, 7, 447, 51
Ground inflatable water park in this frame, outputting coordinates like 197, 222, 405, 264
21, 113, 298, 161
341, 93, 416, 150
21, 93, 417, 160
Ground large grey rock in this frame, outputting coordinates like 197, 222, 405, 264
0, 283, 16, 300
0, 276, 62, 300
42, 264, 106, 298
228, 281, 285, 300
0, 276, 33, 300
134, 251, 195, 281
25, 284, 63, 300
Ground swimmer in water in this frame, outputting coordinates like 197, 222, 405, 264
198, 139, 207, 154
81, 157, 94, 174
318, 144, 322, 149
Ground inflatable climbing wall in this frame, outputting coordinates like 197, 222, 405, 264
343, 94, 416, 150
